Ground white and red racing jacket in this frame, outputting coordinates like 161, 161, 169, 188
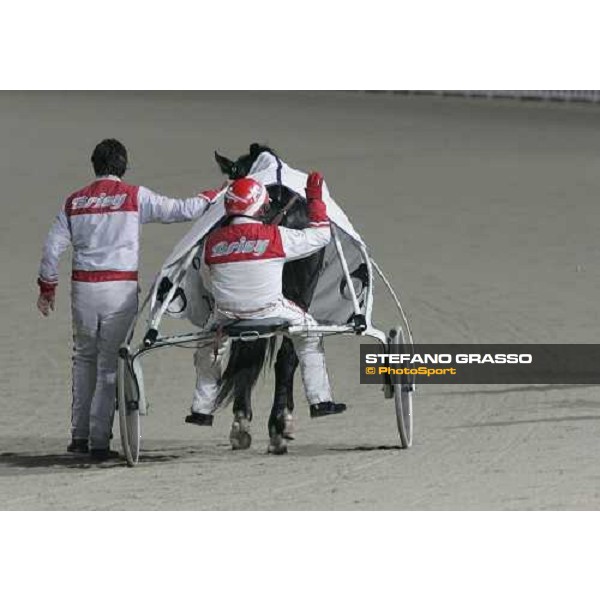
38, 176, 213, 286
202, 195, 330, 317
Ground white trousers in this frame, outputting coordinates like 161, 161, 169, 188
192, 299, 332, 414
71, 281, 138, 449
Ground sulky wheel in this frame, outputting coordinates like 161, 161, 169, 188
388, 326, 414, 449
117, 353, 141, 466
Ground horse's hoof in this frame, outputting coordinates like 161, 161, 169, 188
268, 435, 288, 455
230, 421, 252, 450
283, 411, 295, 440
233, 431, 252, 450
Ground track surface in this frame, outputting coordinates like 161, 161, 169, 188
1, 92, 600, 509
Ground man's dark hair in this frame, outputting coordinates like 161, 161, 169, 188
91, 139, 128, 178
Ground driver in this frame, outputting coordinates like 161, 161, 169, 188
187, 172, 346, 424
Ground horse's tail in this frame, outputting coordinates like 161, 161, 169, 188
216, 337, 277, 407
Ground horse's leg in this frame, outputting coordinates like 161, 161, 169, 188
229, 345, 255, 451
281, 338, 299, 438
284, 348, 299, 439
268, 338, 298, 453
230, 386, 252, 450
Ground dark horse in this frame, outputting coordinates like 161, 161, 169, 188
213, 143, 325, 454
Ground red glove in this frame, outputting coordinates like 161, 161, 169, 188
37, 278, 57, 317
305, 172, 324, 202
305, 172, 329, 227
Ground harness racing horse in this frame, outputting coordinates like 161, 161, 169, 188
213, 144, 325, 454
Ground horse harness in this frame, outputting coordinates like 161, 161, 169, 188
268, 191, 303, 226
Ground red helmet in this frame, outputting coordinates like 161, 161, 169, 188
224, 177, 269, 217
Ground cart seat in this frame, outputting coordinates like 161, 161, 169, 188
218, 318, 291, 338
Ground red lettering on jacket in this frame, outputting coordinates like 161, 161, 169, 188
65, 180, 139, 217
205, 222, 285, 265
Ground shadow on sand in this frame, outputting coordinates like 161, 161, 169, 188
0, 451, 180, 470
0, 442, 405, 470
329, 444, 403, 452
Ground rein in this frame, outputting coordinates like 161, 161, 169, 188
269, 192, 302, 226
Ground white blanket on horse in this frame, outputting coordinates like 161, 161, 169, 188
152, 152, 370, 329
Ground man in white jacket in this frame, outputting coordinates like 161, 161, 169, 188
37, 139, 219, 460
189, 173, 345, 429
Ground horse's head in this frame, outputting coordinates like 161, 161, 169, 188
214, 143, 307, 227
214, 143, 277, 180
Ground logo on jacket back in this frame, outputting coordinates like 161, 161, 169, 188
211, 236, 270, 257
70, 193, 127, 211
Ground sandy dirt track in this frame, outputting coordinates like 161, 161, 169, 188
1, 91, 600, 510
